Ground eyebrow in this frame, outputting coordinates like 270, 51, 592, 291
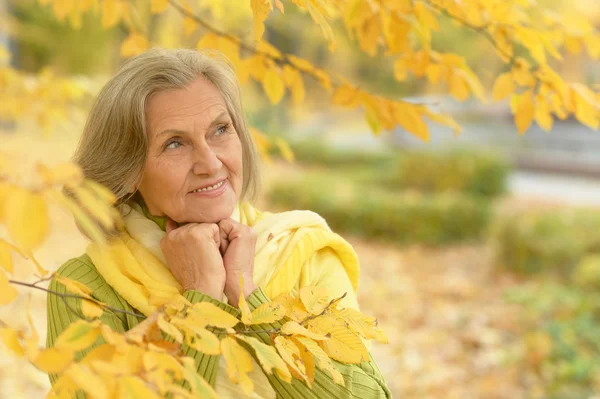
156, 111, 230, 139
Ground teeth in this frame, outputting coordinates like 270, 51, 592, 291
192, 180, 224, 193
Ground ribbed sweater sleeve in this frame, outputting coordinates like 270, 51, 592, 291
242, 288, 392, 399
45, 255, 240, 396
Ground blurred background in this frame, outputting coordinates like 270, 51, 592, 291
1, 0, 600, 398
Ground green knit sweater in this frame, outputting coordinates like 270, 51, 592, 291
46, 254, 391, 398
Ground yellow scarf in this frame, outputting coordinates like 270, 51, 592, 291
86, 202, 360, 398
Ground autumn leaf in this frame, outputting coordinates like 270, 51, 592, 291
5, 188, 49, 251
150, 0, 169, 14
32, 347, 74, 374
307, 315, 369, 364
221, 336, 254, 395
157, 314, 183, 344
274, 335, 310, 384
102, 0, 122, 28
263, 68, 286, 104
0, 239, 14, 273
120, 32, 149, 58
295, 336, 345, 385
66, 364, 110, 399
55, 275, 93, 299
180, 325, 220, 355
336, 308, 388, 343
514, 90, 535, 134
237, 335, 292, 382
332, 85, 362, 108
300, 286, 330, 315
0, 328, 25, 357
54, 320, 101, 352
273, 293, 310, 322
186, 302, 240, 329
275, 138, 295, 163
281, 321, 329, 340
492, 73, 515, 101
117, 376, 162, 399
181, 357, 219, 398
294, 337, 315, 387
0, 269, 18, 305
250, 301, 286, 325
81, 300, 105, 319
250, 0, 272, 41
238, 276, 253, 325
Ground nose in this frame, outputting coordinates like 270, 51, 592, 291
191, 143, 222, 176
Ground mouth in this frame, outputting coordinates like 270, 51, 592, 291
189, 179, 226, 194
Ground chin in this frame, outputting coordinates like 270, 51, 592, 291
187, 202, 235, 224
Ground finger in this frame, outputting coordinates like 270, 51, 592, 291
165, 218, 179, 235
219, 228, 230, 256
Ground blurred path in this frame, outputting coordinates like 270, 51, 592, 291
509, 171, 600, 207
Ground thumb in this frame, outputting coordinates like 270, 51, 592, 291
165, 218, 179, 235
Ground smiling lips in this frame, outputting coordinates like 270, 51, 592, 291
189, 179, 226, 193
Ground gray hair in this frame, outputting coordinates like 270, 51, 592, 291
73, 47, 260, 207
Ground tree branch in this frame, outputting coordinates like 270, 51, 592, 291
8, 279, 146, 320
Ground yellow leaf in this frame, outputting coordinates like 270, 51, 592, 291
392, 103, 430, 142
275, 138, 295, 163
120, 32, 149, 58
32, 347, 74, 374
294, 337, 315, 387
5, 188, 49, 251
66, 364, 109, 399
37, 163, 83, 187
178, 325, 220, 355
250, 302, 286, 325
0, 182, 12, 223
55, 275, 93, 299
281, 321, 329, 340
336, 308, 388, 343
0, 328, 24, 357
290, 74, 305, 105
357, 14, 381, 57
151, 0, 168, 14
80, 344, 115, 365
448, 72, 470, 101
492, 73, 515, 101
143, 352, 184, 380
514, 91, 535, 135
54, 320, 101, 352
83, 179, 117, 205
197, 33, 220, 50
0, 239, 14, 274
274, 336, 309, 384
181, 357, 220, 398
332, 85, 362, 108
157, 314, 183, 343
300, 286, 330, 315
72, 186, 115, 230
308, 315, 369, 363
534, 96, 554, 132
250, 0, 272, 41
0, 269, 17, 305
237, 335, 292, 382
364, 102, 382, 135
102, 0, 122, 28
117, 376, 161, 399
238, 276, 253, 324
262, 68, 286, 104
187, 302, 240, 329
273, 294, 309, 322
295, 336, 344, 385
275, 0, 285, 13
82, 300, 105, 319
221, 336, 254, 395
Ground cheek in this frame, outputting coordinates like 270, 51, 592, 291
143, 158, 186, 195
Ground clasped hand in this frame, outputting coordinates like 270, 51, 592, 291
160, 218, 257, 305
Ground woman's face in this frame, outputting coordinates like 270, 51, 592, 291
138, 77, 243, 224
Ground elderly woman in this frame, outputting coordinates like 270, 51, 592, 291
46, 48, 390, 398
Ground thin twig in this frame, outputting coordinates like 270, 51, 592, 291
8, 280, 146, 319
300, 292, 347, 326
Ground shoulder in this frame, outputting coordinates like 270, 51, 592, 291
54, 253, 99, 279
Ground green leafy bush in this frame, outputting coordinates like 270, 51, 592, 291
490, 209, 600, 275
267, 175, 491, 246
288, 140, 396, 169
395, 149, 510, 198
506, 282, 600, 398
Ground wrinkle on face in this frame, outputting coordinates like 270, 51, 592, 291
138, 77, 243, 224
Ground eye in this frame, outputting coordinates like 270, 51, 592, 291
165, 140, 182, 150
216, 123, 230, 136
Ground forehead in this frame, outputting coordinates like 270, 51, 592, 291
146, 77, 228, 131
